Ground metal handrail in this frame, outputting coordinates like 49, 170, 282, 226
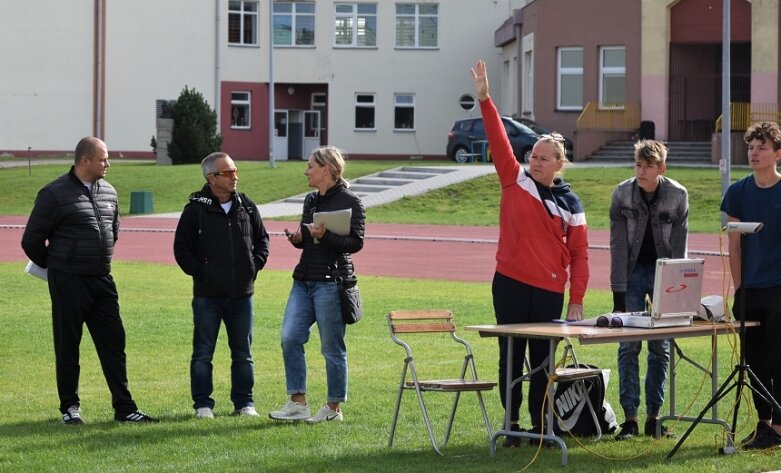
576, 102, 641, 130
715, 102, 781, 131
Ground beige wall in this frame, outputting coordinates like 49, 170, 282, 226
1, 0, 524, 158
0, 1, 95, 152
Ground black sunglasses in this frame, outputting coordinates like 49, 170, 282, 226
596, 315, 623, 328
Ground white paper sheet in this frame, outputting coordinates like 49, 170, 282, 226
24, 260, 48, 282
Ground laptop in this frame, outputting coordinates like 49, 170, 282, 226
615, 258, 704, 328
560, 258, 705, 329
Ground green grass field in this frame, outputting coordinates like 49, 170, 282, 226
1, 161, 750, 233
0, 262, 778, 473
1, 159, 771, 471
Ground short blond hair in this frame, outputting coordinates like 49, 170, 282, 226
634, 140, 667, 166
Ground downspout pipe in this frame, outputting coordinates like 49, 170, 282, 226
215, 0, 221, 133
93, 0, 106, 139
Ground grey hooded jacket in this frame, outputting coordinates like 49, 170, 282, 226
609, 176, 689, 294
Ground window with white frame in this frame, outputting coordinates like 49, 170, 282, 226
557, 47, 583, 110
600, 46, 626, 108
311, 93, 327, 130
354, 94, 375, 130
395, 3, 438, 48
523, 50, 533, 114
231, 92, 251, 128
334, 3, 377, 47
311, 93, 326, 108
394, 94, 415, 130
228, 1, 258, 46
273, 2, 315, 46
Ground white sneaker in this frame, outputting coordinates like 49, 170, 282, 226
305, 404, 343, 424
268, 400, 310, 421
234, 406, 258, 417
195, 407, 214, 419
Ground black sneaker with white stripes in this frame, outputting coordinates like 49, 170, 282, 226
62, 405, 84, 425
115, 410, 158, 423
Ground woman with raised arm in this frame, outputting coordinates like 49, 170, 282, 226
470, 59, 589, 446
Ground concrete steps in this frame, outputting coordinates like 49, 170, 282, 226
588, 141, 712, 164
260, 165, 496, 217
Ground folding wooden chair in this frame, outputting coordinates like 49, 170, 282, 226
387, 310, 496, 455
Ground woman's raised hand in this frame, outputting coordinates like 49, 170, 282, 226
470, 59, 490, 101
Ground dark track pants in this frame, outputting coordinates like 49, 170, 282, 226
492, 272, 564, 425
48, 269, 137, 415
733, 285, 781, 423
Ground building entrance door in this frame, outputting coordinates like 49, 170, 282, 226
273, 110, 289, 161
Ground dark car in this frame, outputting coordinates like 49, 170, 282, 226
446, 117, 539, 163
513, 117, 574, 160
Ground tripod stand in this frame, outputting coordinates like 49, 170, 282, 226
668, 225, 781, 458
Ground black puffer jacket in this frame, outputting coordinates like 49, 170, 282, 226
292, 183, 365, 283
21, 167, 118, 276
173, 185, 269, 298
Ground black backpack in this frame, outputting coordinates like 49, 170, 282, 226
552, 364, 618, 436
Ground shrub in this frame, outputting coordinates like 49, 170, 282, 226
168, 86, 223, 165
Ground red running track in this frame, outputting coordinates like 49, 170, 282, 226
0, 215, 732, 296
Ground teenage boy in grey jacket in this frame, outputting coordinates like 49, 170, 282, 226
610, 140, 689, 440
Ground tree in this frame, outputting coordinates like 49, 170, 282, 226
168, 86, 222, 164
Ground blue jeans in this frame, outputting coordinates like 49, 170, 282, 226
617, 263, 670, 418
191, 296, 254, 410
280, 280, 347, 403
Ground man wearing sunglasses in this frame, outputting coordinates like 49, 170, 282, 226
174, 152, 269, 419
610, 140, 689, 440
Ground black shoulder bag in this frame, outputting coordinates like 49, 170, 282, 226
332, 262, 363, 325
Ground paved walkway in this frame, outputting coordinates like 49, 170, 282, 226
152, 164, 498, 218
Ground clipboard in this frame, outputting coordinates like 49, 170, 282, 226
312, 208, 352, 243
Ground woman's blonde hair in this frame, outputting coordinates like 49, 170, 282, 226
536, 132, 569, 162
310, 146, 349, 188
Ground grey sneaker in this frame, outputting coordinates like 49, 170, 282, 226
195, 407, 214, 419
234, 406, 258, 417
305, 404, 343, 424
62, 405, 84, 425
268, 400, 310, 421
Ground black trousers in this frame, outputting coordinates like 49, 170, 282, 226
48, 269, 137, 415
733, 285, 781, 424
492, 272, 564, 425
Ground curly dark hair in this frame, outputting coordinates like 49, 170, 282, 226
743, 122, 781, 150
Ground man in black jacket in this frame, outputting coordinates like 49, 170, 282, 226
21, 136, 157, 425
174, 152, 269, 418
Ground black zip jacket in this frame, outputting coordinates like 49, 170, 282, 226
292, 183, 365, 283
174, 185, 269, 298
22, 167, 118, 276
